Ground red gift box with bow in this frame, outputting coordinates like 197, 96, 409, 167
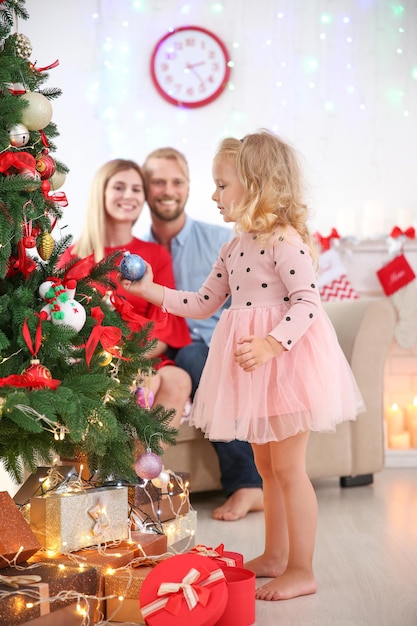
139, 553, 228, 625
190, 543, 243, 569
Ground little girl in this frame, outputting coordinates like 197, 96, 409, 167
120, 130, 365, 601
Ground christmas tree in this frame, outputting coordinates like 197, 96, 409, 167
0, 0, 177, 485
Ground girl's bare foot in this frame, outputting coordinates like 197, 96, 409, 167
212, 488, 263, 521
244, 554, 287, 578
255, 567, 317, 601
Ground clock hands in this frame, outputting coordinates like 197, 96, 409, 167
185, 61, 206, 83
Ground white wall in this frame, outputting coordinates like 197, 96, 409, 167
21, 0, 417, 242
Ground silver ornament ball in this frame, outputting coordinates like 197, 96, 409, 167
8, 123, 30, 147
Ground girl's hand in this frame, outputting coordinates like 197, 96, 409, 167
234, 335, 284, 372
118, 261, 164, 306
119, 261, 154, 295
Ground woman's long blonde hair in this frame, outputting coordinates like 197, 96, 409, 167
214, 130, 317, 262
74, 159, 144, 262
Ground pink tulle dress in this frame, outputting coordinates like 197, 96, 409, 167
163, 229, 365, 444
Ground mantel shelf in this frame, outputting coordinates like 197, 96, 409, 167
385, 449, 417, 468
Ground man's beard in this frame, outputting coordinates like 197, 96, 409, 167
149, 202, 185, 222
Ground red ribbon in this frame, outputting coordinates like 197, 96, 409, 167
8, 240, 37, 278
47, 191, 68, 207
32, 59, 60, 73
390, 226, 415, 239
61, 256, 96, 281
39, 130, 50, 148
109, 292, 165, 331
314, 228, 340, 252
22, 314, 47, 357
84, 306, 129, 368
0, 151, 37, 176
0, 373, 60, 390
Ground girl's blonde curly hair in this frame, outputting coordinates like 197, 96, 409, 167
214, 130, 317, 264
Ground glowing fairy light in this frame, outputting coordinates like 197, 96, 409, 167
211, 3, 224, 13
303, 57, 319, 73
320, 14, 332, 24
391, 4, 405, 17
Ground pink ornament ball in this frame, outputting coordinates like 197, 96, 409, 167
136, 386, 155, 408
134, 450, 163, 480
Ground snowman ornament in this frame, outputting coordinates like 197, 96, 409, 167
39, 279, 86, 332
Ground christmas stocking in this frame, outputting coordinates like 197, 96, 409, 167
377, 254, 417, 349
317, 248, 359, 301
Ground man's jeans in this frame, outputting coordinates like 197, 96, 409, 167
174, 340, 262, 496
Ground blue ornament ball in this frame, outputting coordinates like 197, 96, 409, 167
120, 252, 146, 281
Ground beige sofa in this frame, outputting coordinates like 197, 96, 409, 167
162, 298, 397, 492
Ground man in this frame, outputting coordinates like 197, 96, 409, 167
142, 147, 263, 521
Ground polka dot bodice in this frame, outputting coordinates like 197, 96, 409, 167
163, 229, 322, 351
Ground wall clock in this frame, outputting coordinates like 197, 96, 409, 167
150, 26, 231, 108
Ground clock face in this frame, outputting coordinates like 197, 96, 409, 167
150, 26, 231, 108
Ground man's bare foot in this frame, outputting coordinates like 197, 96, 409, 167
211, 488, 264, 521
255, 568, 317, 601
244, 554, 287, 578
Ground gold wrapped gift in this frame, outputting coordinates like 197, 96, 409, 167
30, 486, 129, 553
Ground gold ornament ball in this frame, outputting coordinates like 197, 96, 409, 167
98, 350, 113, 366
21, 91, 53, 131
49, 170, 67, 190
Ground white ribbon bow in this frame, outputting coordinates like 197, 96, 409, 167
0, 574, 42, 589
157, 567, 201, 611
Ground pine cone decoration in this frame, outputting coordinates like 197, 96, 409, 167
37, 232, 54, 260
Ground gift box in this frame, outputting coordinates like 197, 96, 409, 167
30, 485, 129, 553
131, 494, 190, 526
216, 566, 255, 626
20, 601, 95, 626
139, 553, 228, 626
190, 544, 243, 569
129, 472, 191, 525
12, 466, 77, 507
0, 562, 97, 626
0, 491, 42, 569
105, 564, 157, 624
162, 509, 197, 549
28, 531, 167, 623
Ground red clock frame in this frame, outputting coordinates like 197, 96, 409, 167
150, 26, 232, 108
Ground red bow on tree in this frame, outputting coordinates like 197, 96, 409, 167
0, 151, 37, 176
390, 226, 415, 239
109, 292, 166, 332
84, 306, 130, 368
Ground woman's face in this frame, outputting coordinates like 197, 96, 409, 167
104, 168, 145, 225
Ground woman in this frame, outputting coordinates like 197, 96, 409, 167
60, 158, 192, 432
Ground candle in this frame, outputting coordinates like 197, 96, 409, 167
408, 416, 417, 448
405, 397, 417, 432
389, 431, 411, 449
385, 403, 405, 437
